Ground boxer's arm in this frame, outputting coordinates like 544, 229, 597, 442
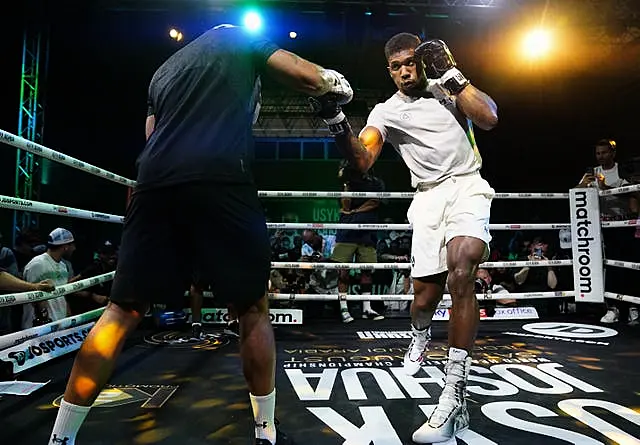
265, 49, 334, 96
334, 126, 384, 173
455, 85, 498, 131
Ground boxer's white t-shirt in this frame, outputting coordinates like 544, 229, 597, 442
363, 91, 481, 188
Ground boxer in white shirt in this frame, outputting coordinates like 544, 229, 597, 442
311, 33, 498, 443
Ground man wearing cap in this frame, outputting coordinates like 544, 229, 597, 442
21, 228, 76, 329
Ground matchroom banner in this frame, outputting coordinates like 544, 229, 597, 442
569, 188, 604, 303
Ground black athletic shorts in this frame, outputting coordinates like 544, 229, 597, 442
110, 182, 271, 314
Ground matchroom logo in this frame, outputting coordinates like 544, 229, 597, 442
569, 188, 604, 303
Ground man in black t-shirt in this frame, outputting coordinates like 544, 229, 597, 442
331, 160, 386, 322
49, 24, 353, 445
66, 241, 117, 315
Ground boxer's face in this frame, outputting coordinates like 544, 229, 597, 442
387, 49, 426, 95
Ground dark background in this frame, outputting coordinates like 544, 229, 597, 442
1, 0, 638, 264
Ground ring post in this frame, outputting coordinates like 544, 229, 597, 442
569, 187, 604, 303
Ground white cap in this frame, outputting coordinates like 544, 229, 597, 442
48, 228, 75, 246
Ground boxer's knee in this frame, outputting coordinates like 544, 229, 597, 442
413, 273, 446, 311
447, 264, 476, 299
110, 300, 148, 318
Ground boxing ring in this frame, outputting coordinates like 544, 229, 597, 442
1, 128, 640, 444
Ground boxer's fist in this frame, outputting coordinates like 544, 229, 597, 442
309, 94, 352, 136
321, 69, 353, 105
309, 94, 342, 121
415, 39, 469, 95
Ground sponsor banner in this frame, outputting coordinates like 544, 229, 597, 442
375, 307, 538, 323
0, 308, 104, 351
521, 322, 617, 339
201, 308, 302, 325
0, 323, 94, 374
569, 188, 605, 303
53, 384, 178, 409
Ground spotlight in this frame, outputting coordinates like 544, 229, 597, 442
289, 31, 297, 39
522, 29, 552, 59
169, 28, 178, 39
243, 11, 263, 32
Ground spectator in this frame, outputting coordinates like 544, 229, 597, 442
0, 232, 19, 277
513, 236, 558, 316
21, 228, 76, 329
66, 241, 116, 315
578, 139, 638, 324
12, 231, 39, 273
476, 268, 513, 305
330, 160, 385, 323
379, 237, 411, 312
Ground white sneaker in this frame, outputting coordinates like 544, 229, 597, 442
403, 326, 431, 376
629, 307, 639, 326
600, 307, 620, 323
412, 356, 471, 444
362, 310, 384, 321
341, 310, 354, 324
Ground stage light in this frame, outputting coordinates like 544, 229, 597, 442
523, 29, 552, 59
289, 31, 297, 39
169, 28, 178, 39
243, 11, 263, 32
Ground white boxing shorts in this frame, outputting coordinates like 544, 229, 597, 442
407, 173, 494, 278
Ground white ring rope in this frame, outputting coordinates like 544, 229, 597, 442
0, 128, 574, 200
600, 219, 640, 228
599, 183, 640, 196
0, 196, 571, 231
604, 292, 640, 305
0, 308, 104, 351
0, 129, 136, 187
266, 291, 574, 302
267, 222, 569, 231
603, 259, 640, 270
0, 272, 115, 307
271, 259, 574, 270
257, 191, 570, 199
0, 195, 124, 224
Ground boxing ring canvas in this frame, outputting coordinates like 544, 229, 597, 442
1, 317, 639, 444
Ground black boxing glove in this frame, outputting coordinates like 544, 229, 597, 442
415, 39, 469, 95
308, 94, 352, 136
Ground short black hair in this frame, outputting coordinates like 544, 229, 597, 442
384, 33, 421, 60
596, 139, 616, 151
